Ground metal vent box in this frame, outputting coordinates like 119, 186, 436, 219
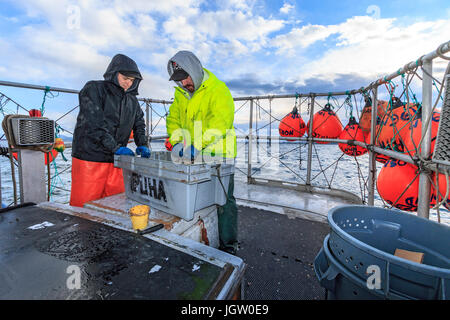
10, 118, 55, 146
114, 152, 234, 221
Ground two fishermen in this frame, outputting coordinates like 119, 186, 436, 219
70, 51, 238, 254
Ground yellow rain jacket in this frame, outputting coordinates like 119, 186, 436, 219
166, 68, 237, 158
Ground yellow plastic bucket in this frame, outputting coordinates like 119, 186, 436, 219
129, 205, 150, 230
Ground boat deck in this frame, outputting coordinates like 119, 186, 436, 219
236, 205, 329, 300
0, 178, 357, 300
235, 179, 361, 223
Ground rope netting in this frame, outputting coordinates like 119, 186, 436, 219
372, 60, 450, 220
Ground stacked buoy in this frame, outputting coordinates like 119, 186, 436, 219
338, 116, 367, 156
364, 99, 418, 163
306, 104, 343, 144
377, 109, 443, 212
377, 159, 421, 211
402, 111, 440, 156
376, 102, 419, 154
278, 106, 306, 141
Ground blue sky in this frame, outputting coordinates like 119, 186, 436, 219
0, 0, 449, 133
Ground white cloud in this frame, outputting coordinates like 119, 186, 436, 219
270, 15, 450, 87
280, 3, 294, 15
303, 18, 450, 81
1, 0, 449, 108
0, 0, 290, 103
200, 10, 284, 42
272, 24, 338, 55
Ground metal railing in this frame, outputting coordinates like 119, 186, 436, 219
0, 40, 449, 221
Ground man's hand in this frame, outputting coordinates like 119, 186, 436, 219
183, 145, 200, 162
136, 146, 151, 158
115, 147, 135, 156
171, 143, 184, 158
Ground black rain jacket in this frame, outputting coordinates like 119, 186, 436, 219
72, 54, 147, 163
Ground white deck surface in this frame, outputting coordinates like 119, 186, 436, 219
234, 180, 361, 223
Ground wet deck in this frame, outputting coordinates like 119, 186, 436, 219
235, 179, 361, 223
0, 203, 245, 300
0, 204, 231, 299
0, 178, 348, 300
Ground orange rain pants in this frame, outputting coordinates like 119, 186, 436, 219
70, 157, 125, 207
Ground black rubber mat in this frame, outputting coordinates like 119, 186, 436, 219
236, 206, 330, 300
0, 205, 226, 300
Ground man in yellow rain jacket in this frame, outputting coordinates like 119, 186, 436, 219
165, 50, 238, 254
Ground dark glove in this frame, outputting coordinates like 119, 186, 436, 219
115, 147, 135, 156
136, 146, 151, 158
183, 145, 200, 162
171, 143, 184, 158
164, 138, 173, 151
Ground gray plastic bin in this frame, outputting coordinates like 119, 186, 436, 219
114, 152, 234, 221
314, 205, 450, 300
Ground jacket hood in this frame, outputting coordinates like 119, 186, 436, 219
103, 54, 143, 95
167, 51, 204, 94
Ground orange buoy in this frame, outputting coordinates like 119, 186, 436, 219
359, 99, 389, 134
358, 99, 390, 163
377, 159, 420, 211
12, 148, 58, 165
377, 158, 439, 211
306, 104, 343, 144
338, 116, 367, 156
278, 106, 306, 141
402, 111, 440, 156
376, 103, 419, 154
364, 129, 390, 163
29, 109, 42, 117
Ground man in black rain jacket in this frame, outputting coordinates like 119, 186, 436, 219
70, 53, 150, 207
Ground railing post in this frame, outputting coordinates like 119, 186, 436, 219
269, 97, 272, 146
368, 87, 378, 206
247, 99, 254, 184
417, 59, 433, 219
145, 100, 150, 139
306, 95, 315, 186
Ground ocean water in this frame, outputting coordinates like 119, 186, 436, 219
1, 139, 449, 226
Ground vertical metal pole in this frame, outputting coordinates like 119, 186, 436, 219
269, 97, 272, 146
255, 100, 259, 145
151, 103, 154, 135
368, 87, 378, 206
248, 99, 254, 184
306, 95, 315, 186
146, 101, 150, 138
417, 59, 433, 219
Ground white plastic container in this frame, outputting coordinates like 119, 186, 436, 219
114, 152, 234, 221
